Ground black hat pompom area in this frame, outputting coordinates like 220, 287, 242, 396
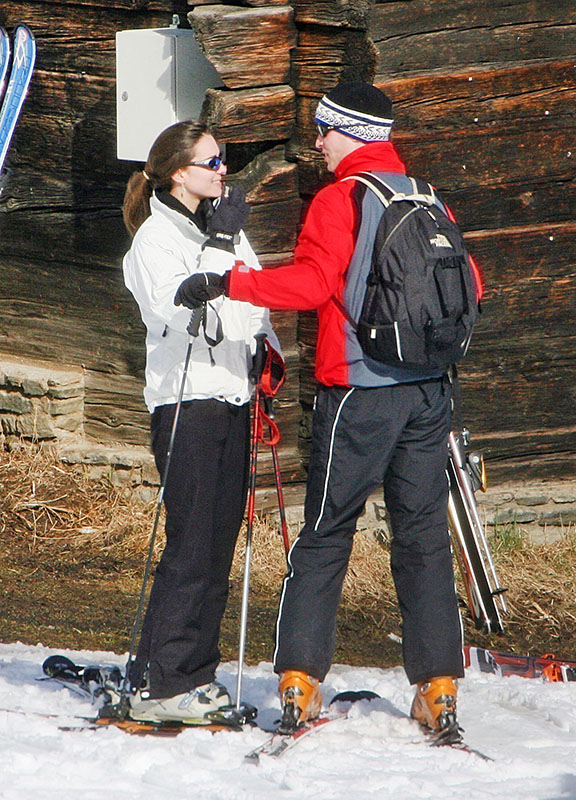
323, 82, 394, 122
315, 82, 394, 141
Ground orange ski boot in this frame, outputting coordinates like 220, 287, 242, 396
279, 670, 323, 731
410, 676, 461, 741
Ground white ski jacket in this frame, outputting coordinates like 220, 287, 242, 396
123, 193, 280, 412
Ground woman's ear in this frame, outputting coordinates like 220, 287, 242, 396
171, 168, 185, 187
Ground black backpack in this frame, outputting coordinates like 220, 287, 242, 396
338, 173, 479, 371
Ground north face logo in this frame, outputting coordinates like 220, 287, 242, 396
430, 234, 453, 248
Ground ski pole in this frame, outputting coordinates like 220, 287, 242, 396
112, 305, 205, 718
265, 397, 290, 558
234, 334, 267, 712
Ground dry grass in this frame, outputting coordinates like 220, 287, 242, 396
482, 527, 576, 656
1, 445, 575, 664
0, 446, 162, 565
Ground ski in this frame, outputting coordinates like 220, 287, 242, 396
39, 654, 258, 735
59, 716, 248, 736
244, 690, 380, 763
40, 654, 124, 703
420, 720, 493, 761
1, 706, 252, 736
245, 709, 345, 762
426, 733, 492, 761
0, 24, 36, 176
464, 645, 576, 683
448, 429, 507, 634
245, 690, 492, 764
0, 27, 10, 103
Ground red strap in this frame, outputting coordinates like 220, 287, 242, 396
259, 340, 286, 398
254, 399, 281, 446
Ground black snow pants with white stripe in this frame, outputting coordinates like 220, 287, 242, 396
273, 379, 464, 685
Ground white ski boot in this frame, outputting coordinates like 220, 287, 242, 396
129, 681, 231, 724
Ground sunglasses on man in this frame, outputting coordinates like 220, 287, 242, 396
316, 123, 336, 138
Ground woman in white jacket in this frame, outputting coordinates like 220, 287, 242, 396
122, 120, 280, 723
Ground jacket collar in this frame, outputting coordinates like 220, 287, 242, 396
334, 141, 406, 180
150, 191, 213, 234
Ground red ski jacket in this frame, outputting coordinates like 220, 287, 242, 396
228, 141, 483, 387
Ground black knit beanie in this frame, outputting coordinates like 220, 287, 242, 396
315, 82, 394, 142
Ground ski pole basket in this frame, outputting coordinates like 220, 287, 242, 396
447, 429, 507, 634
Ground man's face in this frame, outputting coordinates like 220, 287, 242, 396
315, 128, 364, 172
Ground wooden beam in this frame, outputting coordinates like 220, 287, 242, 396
292, 27, 377, 94
376, 61, 576, 134
188, 5, 296, 89
5, 1, 188, 10
291, 0, 372, 29
227, 146, 302, 256
0, 3, 177, 77
201, 85, 295, 142
370, 1, 576, 76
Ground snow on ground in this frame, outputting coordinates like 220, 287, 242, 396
1, 642, 576, 800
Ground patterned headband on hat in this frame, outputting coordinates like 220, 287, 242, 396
315, 83, 394, 142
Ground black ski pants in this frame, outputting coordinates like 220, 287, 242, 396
274, 379, 464, 685
131, 398, 250, 699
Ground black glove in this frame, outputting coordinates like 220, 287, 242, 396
206, 186, 250, 253
174, 273, 226, 309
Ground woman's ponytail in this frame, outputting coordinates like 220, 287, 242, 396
122, 171, 153, 237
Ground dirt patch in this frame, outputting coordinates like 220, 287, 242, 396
1, 446, 575, 673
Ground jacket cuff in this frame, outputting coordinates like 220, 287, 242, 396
205, 234, 236, 254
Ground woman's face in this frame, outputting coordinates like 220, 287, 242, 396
171, 134, 227, 212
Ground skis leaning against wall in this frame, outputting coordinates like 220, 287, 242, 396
0, 24, 36, 178
448, 428, 508, 634
0, 28, 10, 96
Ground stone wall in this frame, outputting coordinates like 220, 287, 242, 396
0, 357, 84, 446
60, 439, 576, 545
2, 355, 574, 545
362, 482, 576, 546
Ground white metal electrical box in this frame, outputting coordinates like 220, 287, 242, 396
116, 27, 224, 162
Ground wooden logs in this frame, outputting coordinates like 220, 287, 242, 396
371, 58, 575, 249
291, 0, 372, 29
228, 145, 302, 259
201, 85, 295, 142
371, 1, 576, 76
292, 27, 377, 95
188, 5, 297, 88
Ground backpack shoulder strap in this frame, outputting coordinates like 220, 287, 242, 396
331, 294, 358, 330
342, 172, 438, 208
341, 172, 394, 207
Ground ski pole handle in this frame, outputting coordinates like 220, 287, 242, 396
187, 305, 205, 337
251, 332, 267, 386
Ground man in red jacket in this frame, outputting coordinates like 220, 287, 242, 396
177, 83, 479, 739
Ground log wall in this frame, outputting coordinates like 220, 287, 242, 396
0, 0, 304, 481
372, 0, 576, 480
0, 0, 574, 490
289, 0, 576, 481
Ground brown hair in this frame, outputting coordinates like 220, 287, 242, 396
122, 120, 210, 237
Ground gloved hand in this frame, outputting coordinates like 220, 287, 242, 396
206, 185, 250, 253
250, 337, 286, 395
174, 273, 227, 309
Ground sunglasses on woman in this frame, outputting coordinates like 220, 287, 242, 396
187, 153, 225, 171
